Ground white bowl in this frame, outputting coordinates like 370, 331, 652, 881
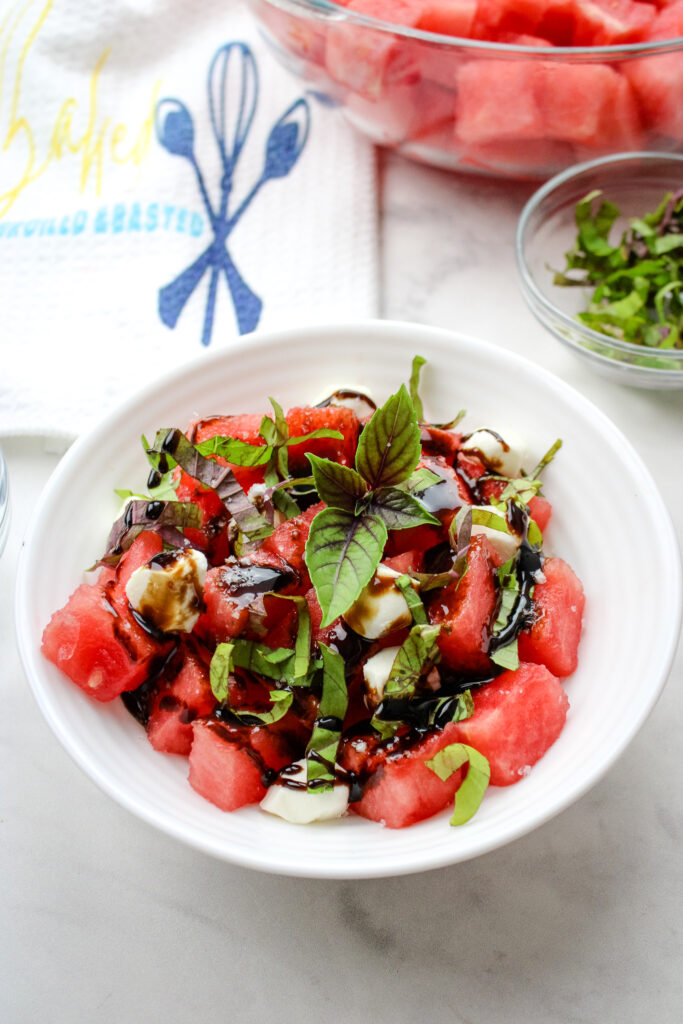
15, 321, 681, 878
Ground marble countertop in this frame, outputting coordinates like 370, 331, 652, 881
3, 152, 682, 1024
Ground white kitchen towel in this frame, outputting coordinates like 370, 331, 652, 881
0, 0, 378, 441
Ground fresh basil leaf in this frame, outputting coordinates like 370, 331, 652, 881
306, 644, 348, 788
398, 467, 442, 494
307, 453, 367, 512
409, 354, 426, 422
383, 624, 441, 701
395, 574, 427, 625
305, 508, 387, 626
426, 743, 491, 825
210, 643, 234, 702
471, 507, 509, 534
369, 486, 440, 530
272, 487, 303, 520
434, 410, 467, 430
195, 435, 272, 467
285, 428, 344, 447
575, 190, 619, 257
272, 595, 312, 680
234, 689, 295, 726
355, 384, 421, 489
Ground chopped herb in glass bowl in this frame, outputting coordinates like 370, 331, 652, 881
516, 153, 683, 389
554, 188, 683, 350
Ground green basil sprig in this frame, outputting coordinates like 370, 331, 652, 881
305, 385, 439, 626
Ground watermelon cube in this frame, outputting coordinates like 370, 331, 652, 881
188, 720, 268, 811
285, 405, 360, 473
347, 721, 467, 827
448, 662, 569, 785
41, 533, 171, 702
146, 645, 216, 755
518, 557, 585, 677
430, 535, 497, 673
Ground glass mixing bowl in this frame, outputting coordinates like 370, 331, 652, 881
248, 0, 683, 179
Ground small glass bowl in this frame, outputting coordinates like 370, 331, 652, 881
0, 447, 9, 556
516, 152, 683, 389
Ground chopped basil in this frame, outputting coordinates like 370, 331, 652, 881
370, 624, 441, 737
426, 743, 491, 825
554, 188, 683, 349
209, 644, 296, 725
96, 498, 201, 566
395, 574, 427, 625
147, 428, 272, 546
306, 644, 348, 789
409, 354, 427, 422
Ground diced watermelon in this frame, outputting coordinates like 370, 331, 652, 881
528, 494, 552, 533
540, 62, 642, 150
625, 53, 683, 141
196, 564, 251, 642
326, 0, 422, 100
455, 58, 642, 151
345, 78, 455, 145
285, 405, 360, 473
255, 501, 323, 576
447, 662, 569, 786
430, 534, 497, 672
188, 720, 268, 811
190, 414, 266, 494
174, 471, 230, 564
146, 645, 216, 755
571, 0, 656, 45
41, 533, 171, 702
455, 60, 544, 144
346, 720, 467, 827
518, 557, 585, 677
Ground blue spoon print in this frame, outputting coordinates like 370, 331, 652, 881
156, 42, 310, 346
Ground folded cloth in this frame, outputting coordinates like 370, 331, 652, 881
0, 0, 377, 442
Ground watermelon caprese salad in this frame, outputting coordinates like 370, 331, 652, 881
41, 358, 584, 829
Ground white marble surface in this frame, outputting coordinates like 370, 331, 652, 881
3, 151, 683, 1024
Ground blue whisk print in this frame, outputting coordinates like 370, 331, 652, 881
155, 42, 310, 346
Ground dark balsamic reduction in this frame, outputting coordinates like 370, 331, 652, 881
145, 501, 164, 520
423, 541, 454, 576
487, 506, 543, 654
374, 668, 498, 734
219, 560, 296, 609
452, 451, 487, 504
315, 715, 343, 732
129, 606, 172, 644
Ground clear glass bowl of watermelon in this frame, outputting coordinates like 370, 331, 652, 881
516, 151, 683, 388
247, 0, 683, 180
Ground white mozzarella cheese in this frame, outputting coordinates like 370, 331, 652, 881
462, 429, 528, 478
260, 760, 349, 824
125, 548, 207, 633
362, 645, 401, 707
343, 564, 417, 640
